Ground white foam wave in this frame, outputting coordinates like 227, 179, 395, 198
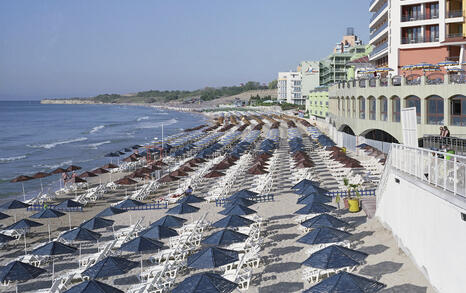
27, 137, 88, 149
90, 125, 105, 133
34, 160, 72, 170
87, 140, 112, 149
137, 116, 149, 122
0, 155, 27, 163
137, 118, 178, 129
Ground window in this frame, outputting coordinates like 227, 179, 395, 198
359, 97, 366, 119
368, 97, 376, 120
406, 96, 421, 124
380, 97, 388, 121
451, 95, 466, 126
392, 96, 400, 122
426, 96, 444, 125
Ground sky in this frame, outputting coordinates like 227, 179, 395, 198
0, 0, 369, 100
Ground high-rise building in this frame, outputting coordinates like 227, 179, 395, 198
277, 71, 302, 104
369, 0, 466, 74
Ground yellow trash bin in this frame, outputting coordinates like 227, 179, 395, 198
348, 199, 360, 213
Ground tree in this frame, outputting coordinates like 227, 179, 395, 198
268, 80, 278, 89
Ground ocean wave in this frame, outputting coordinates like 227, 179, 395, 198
86, 140, 112, 149
27, 137, 88, 149
137, 118, 178, 129
0, 155, 27, 163
33, 160, 73, 170
137, 116, 149, 122
90, 125, 105, 133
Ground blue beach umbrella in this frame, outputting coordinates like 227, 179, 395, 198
167, 203, 200, 215
113, 199, 145, 209
31, 241, 77, 256
304, 272, 386, 293
96, 207, 126, 217
150, 215, 187, 228
80, 217, 114, 230
302, 245, 368, 269
202, 229, 248, 246
30, 208, 65, 219
119, 236, 164, 253
212, 215, 254, 229
61, 227, 101, 242
220, 204, 256, 216
139, 225, 178, 240
177, 194, 206, 204
301, 214, 350, 229
0, 200, 29, 210
64, 280, 123, 293
55, 199, 84, 210
172, 272, 237, 293
6, 219, 43, 230
297, 193, 333, 205
187, 247, 239, 269
294, 202, 336, 215
298, 227, 352, 245
82, 256, 138, 279
0, 261, 46, 283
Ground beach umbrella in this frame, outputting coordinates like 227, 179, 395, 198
61, 227, 101, 242
66, 165, 82, 172
297, 227, 352, 245
0, 233, 16, 244
225, 197, 256, 207
9, 175, 33, 201
297, 193, 333, 205
92, 168, 109, 175
114, 177, 137, 185
159, 175, 179, 183
178, 194, 205, 204
294, 202, 336, 215
139, 225, 178, 240
51, 168, 67, 174
79, 171, 97, 178
187, 247, 239, 269
220, 204, 256, 216
96, 206, 126, 217
68, 177, 87, 184
55, 199, 84, 210
0, 200, 30, 210
167, 203, 200, 215
31, 241, 77, 256
172, 272, 237, 293
304, 272, 386, 293
150, 215, 187, 228
212, 215, 254, 229
204, 171, 225, 178
64, 280, 123, 293
30, 208, 65, 219
0, 261, 46, 291
113, 199, 145, 209
101, 163, 118, 169
170, 170, 188, 177
301, 214, 350, 230
120, 236, 164, 253
82, 256, 138, 279
80, 217, 114, 230
6, 219, 43, 230
302, 245, 367, 269
202, 229, 248, 246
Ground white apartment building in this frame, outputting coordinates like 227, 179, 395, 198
369, 0, 466, 74
277, 71, 303, 105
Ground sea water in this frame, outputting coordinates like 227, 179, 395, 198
0, 101, 205, 200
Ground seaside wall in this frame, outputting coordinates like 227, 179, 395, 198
376, 168, 466, 293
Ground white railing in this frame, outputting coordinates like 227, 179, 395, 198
391, 144, 466, 198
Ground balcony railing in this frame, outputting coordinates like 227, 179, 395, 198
401, 12, 439, 22
401, 36, 438, 44
447, 10, 464, 18
370, 2, 388, 23
370, 42, 388, 57
370, 22, 388, 40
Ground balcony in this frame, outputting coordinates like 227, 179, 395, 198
370, 2, 388, 23
447, 10, 464, 18
370, 42, 388, 58
401, 13, 439, 22
370, 22, 388, 40
401, 36, 438, 44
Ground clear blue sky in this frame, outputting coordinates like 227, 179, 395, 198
0, 0, 369, 100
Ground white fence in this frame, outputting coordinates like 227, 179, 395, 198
391, 144, 466, 198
